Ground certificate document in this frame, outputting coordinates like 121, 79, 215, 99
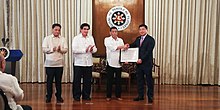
120, 48, 139, 62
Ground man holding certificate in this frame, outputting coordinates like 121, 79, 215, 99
129, 24, 155, 103
104, 27, 128, 101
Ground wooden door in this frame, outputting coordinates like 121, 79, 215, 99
92, 0, 144, 56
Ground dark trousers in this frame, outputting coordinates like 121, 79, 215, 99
45, 67, 63, 100
106, 65, 122, 98
136, 67, 154, 100
73, 66, 92, 99
21, 105, 32, 110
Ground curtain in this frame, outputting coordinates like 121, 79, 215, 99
145, 0, 220, 85
1, 0, 92, 82
0, 1, 4, 43
1, 0, 219, 85
0, 0, 9, 47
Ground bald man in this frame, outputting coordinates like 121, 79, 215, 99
0, 55, 32, 110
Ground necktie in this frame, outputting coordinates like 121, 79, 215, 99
140, 36, 144, 46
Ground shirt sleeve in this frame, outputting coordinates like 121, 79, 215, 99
104, 37, 124, 51
104, 38, 117, 51
42, 36, 54, 54
91, 36, 97, 53
11, 76, 24, 101
60, 37, 68, 54
120, 38, 125, 46
72, 36, 87, 54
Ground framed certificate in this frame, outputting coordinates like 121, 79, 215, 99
120, 48, 139, 62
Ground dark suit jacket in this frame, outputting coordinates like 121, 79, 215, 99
130, 34, 155, 72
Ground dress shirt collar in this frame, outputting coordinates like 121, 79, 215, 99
52, 34, 61, 38
141, 34, 147, 39
110, 36, 119, 41
79, 33, 90, 38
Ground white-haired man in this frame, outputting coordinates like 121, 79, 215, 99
0, 54, 32, 110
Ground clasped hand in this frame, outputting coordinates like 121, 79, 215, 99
86, 45, 95, 53
53, 46, 61, 52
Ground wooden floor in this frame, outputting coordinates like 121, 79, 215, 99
18, 83, 220, 110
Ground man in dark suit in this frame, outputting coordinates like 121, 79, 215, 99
129, 24, 155, 103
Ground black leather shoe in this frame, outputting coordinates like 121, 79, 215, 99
57, 98, 64, 103
74, 98, 80, 101
148, 99, 153, 103
82, 97, 91, 100
46, 98, 51, 103
133, 97, 144, 101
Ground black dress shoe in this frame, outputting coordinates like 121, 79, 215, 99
46, 99, 51, 103
133, 97, 144, 101
148, 99, 153, 103
82, 97, 91, 100
57, 98, 64, 103
74, 98, 80, 101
